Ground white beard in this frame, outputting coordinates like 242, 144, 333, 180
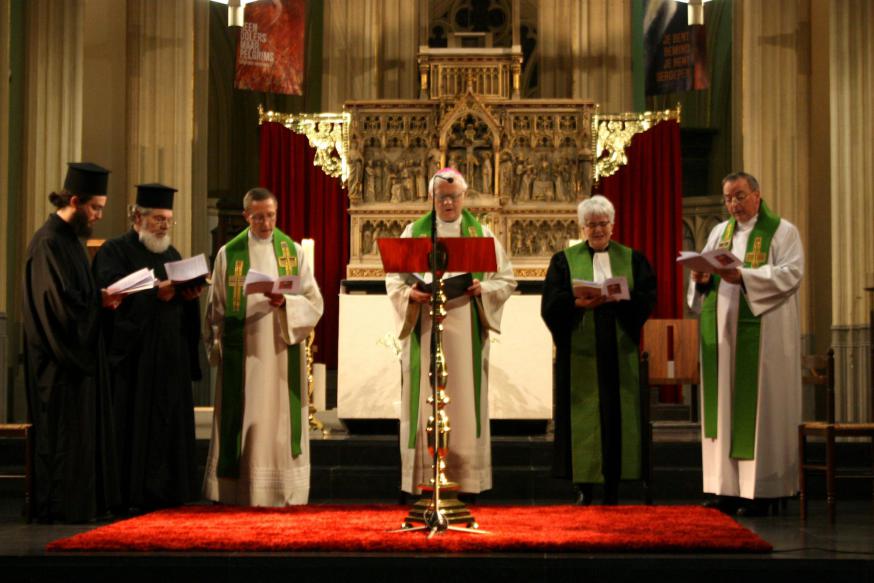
139, 229, 171, 254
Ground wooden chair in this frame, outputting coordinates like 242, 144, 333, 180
640, 319, 700, 504
798, 349, 874, 522
0, 423, 34, 522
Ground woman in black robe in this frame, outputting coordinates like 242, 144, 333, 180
541, 195, 656, 505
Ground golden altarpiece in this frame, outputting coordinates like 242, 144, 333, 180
340, 36, 598, 280
260, 63, 683, 280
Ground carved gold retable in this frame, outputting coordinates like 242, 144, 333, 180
258, 50, 680, 280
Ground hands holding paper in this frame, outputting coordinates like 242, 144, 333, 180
574, 294, 608, 309
409, 285, 430, 304
265, 291, 286, 308
691, 268, 741, 285
101, 289, 124, 310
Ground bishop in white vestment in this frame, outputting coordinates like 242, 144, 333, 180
386, 168, 516, 495
687, 173, 803, 513
203, 189, 324, 506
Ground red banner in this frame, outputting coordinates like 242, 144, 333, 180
234, 0, 305, 95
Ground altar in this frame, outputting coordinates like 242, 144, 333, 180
337, 292, 552, 420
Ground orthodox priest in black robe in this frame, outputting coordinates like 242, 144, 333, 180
22, 162, 122, 523
93, 183, 203, 512
541, 196, 657, 505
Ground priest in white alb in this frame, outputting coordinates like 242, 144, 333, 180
203, 187, 324, 506
386, 168, 516, 500
687, 171, 804, 517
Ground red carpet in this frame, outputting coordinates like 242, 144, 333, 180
47, 504, 771, 553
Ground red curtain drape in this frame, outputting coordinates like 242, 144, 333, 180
596, 119, 684, 401
259, 121, 349, 369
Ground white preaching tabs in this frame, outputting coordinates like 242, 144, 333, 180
676, 249, 742, 274
165, 253, 210, 284
107, 267, 157, 295
573, 276, 630, 302
244, 269, 301, 296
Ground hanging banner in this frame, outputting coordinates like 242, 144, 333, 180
234, 0, 305, 95
643, 0, 709, 95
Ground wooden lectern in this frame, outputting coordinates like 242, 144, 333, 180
639, 319, 700, 504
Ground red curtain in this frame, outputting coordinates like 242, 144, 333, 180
596, 119, 684, 401
259, 121, 349, 368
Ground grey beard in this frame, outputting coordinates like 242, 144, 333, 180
139, 229, 171, 254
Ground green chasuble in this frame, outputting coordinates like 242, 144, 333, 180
217, 227, 303, 478
700, 200, 781, 460
563, 241, 641, 483
405, 209, 485, 449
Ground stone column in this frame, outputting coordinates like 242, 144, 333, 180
0, 0, 10, 422
322, 0, 419, 111
537, 0, 633, 112
126, 0, 196, 256
736, 0, 812, 337
22, 0, 84, 239
829, 0, 874, 422
0, 0, 10, 317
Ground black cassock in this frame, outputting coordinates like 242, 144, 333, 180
93, 230, 201, 510
540, 245, 657, 484
22, 214, 120, 522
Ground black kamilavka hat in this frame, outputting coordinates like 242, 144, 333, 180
63, 162, 110, 196
135, 183, 177, 210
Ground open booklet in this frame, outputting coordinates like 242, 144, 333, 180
244, 269, 302, 296
406, 272, 474, 301
107, 268, 157, 295
676, 249, 743, 273
572, 276, 630, 302
164, 254, 210, 288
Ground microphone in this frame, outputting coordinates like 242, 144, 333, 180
434, 174, 454, 184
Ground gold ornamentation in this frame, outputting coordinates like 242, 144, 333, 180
593, 105, 681, 183
305, 330, 325, 433
278, 241, 297, 274
229, 260, 246, 312
512, 267, 547, 279
259, 105, 350, 182
346, 267, 387, 279
746, 237, 767, 268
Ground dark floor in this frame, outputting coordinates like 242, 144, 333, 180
1, 429, 873, 582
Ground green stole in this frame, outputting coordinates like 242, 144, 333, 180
405, 209, 485, 449
700, 200, 781, 460
563, 241, 640, 483
217, 227, 303, 479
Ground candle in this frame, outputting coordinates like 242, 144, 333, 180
313, 363, 327, 411
302, 238, 315, 275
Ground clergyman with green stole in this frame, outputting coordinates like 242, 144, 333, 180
203, 187, 324, 506
541, 195, 657, 506
386, 168, 517, 499
688, 172, 803, 517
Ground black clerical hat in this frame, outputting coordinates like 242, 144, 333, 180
135, 183, 177, 210
63, 162, 110, 196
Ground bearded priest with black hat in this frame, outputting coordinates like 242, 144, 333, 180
22, 162, 123, 523
93, 183, 204, 513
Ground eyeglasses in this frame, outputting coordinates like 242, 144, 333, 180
723, 191, 751, 204
436, 193, 463, 204
249, 212, 277, 223
584, 221, 611, 230
148, 216, 176, 228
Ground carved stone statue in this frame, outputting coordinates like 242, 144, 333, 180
348, 144, 363, 203
499, 151, 514, 198
480, 152, 493, 194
